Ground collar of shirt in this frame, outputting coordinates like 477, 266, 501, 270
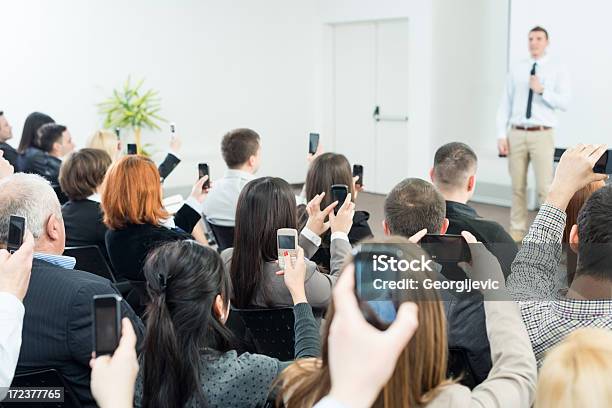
87, 192, 102, 203
445, 200, 479, 219
34, 252, 76, 269
529, 54, 548, 66
552, 290, 612, 319
224, 169, 256, 181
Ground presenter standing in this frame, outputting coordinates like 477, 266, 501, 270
497, 26, 571, 242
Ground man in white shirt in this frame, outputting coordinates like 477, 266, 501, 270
0, 232, 34, 401
496, 26, 571, 241
202, 128, 261, 227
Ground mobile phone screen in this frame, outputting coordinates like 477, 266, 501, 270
93, 295, 121, 356
278, 235, 296, 250
331, 185, 349, 214
127, 144, 137, 155
7, 215, 25, 253
420, 234, 471, 263
593, 150, 610, 174
309, 133, 319, 155
353, 164, 364, 186
198, 163, 210, 189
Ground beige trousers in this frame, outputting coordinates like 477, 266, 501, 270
507, 128, 555, 237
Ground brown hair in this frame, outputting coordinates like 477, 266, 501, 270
433, 142, 478, 190
562, 181, 605, 284
59, 148, 112, 201
221, 128, 260, 169
530, 26, 549, 40
305, 152, 355, 208
101, 155, 168, 230
278, 236, 451, 408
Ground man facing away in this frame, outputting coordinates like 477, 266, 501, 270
497, 26, 571, 242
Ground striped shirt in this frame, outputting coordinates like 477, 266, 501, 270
507, 203, 612, 365
33, 252, 76, 270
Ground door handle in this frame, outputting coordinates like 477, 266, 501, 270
373, 105, 408, 122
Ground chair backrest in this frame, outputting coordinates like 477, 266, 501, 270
207, 222, 235, 252
63, 245, 116, 283
447, 347, 478, 389
230, 307, 295, 361
4, 368, 82, 408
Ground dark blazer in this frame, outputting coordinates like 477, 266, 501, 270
17, 147, 62, 184
0, 142, 18, 167
445, 201, 518, 277
105, 203, 201, 283
62, 199, 108, 258
17, 258, 144, 408
158, 153, 181, 182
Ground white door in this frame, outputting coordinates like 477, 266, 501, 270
333, 19, 410, 194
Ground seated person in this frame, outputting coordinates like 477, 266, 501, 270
0, 173, 143, 408
507, 144, 612, 366
0, 111, 18, 167
135, 240, 320, 407
202, 128, 261, 226
430, 142, 517, 277
16, 111, 55, 172
383, 178, 493, 384
103, 155, 208, 283
20, 123, 75, 185
59, 148, 112, 258
279, 236, 537, 407
299, 152, 373, 270
222, 177, 354, 309
87, 128, 182, 181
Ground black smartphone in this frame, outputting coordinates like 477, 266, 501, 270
553, 148, 565, 162
331, 184, 349, 214
198, 163, 210, 189
353, 164, 364, 186
554, 147, 612, 173
93, 294, 122, 356
127, 143, 137, 155
7, 215, 26, 254
420, 234, 471, 263
308, 133, 320, 155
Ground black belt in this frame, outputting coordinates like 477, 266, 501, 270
512, 125, 552, 132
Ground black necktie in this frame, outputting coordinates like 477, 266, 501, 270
526, 62, 536, 119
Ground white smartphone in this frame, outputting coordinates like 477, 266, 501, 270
170, 122, 176, 138
277, 228, 298, 270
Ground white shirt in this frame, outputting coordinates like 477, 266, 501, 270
201, 169, 256, 227
0, 292, 25, 399
496, 55, 571, 139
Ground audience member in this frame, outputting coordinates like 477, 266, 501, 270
16, 111, 54, 171
223, 176, 354, 309
86, 128, 183, 181
59, 148, 113, 257
0, 232, 34, 400
431, 142, 517, 276
22, 123, 75, 185
0, 111, 18, 167
300, 152, 373, 270
134, 240, 320, 407
383, 178, 492, 384
202, 128, 261, 227
535, 328, 612, 408
281, 235, 537, 407
508, 143, 612, 365
0, 173, 143, 407
103, 156, 208, 285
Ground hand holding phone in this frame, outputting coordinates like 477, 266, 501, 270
198, 163, 210, 189
278, 246, 307, 304
419, 234, 471, 263
353, 164, 364, 189
330, 184, 349, 215
6, 215, 26, 254
114, 128, 121, 140
93, 294, 122, 356
277, 228, 298, 270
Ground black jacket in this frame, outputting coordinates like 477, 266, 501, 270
0, 142, 18, 167
105, 203, 201, 283
62, 199, 109, 258
17, 258, 144, 408
17, 147, 62, 185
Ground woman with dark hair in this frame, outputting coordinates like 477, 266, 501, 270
16, 111, 55, 172
223, 176, 355, 309
135, 240, 320, 407
301, 152, 373, 270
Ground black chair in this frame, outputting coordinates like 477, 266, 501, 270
63, 245, 116, 283
447, 347, 478, 389
1, 368, 81, 408
207, 222, 235, 252
229, 307, 296, 360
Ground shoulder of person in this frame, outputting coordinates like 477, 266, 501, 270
424, 383, 472, 408
220, 247, 234, 262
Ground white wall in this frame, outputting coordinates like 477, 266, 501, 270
1, 0, 320, 187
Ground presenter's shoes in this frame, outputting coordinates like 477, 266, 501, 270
510, 230, 526, 244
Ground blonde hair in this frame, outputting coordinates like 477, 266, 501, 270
87, 129, 120, 161
536, 328, 612, 408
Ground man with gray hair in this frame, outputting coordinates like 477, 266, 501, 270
0, 173, 143, 408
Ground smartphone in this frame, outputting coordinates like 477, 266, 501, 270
420, 234, 471, 263
114, 127, 121, 140
554, 147, 612, 173
331, 184, 349, 214
308, 133, 320, 155
170, 122, 176, 138
198, 163, 210, 189
92, 294, 122, 356
6, 215, 26, 254
127, 143, 137, 155
353, 164, 364, 186
277, 228, 298, 270
553, 148, 565, 162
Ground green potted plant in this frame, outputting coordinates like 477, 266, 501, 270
98, 76, 165, 154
